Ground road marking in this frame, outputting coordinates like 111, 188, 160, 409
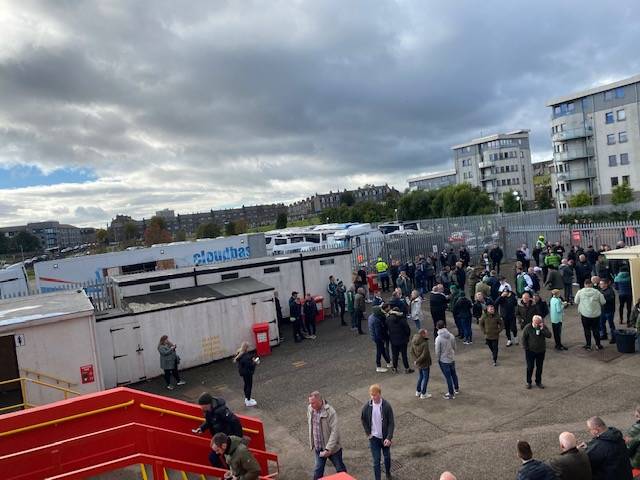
292, 361, 306, 368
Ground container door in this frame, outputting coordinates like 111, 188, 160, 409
0, 335, 22, 410
110, 323, 146, 385
252, 295, 280, 345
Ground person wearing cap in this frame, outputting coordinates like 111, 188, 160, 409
549, 289, 568, 350
211, 432, 261, 480
194, 393, 244, 468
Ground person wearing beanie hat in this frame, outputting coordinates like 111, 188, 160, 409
193, 393, 244, 468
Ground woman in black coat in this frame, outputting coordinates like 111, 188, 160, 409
234, 341, 259, 407
386, 308, 414, 374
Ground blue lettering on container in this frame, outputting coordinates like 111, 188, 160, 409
192, 244, 251, 266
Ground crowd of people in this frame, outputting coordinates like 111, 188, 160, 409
157, 236, 640, 479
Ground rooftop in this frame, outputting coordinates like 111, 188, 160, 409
451, 130, 530, 150
0, 290, 94, 331
546, 73, 640, 106
407, 170, 457, 183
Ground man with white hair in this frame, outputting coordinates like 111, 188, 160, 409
549, 431, 592, 479
439, 472, 457, 480
521, 314, 551, 389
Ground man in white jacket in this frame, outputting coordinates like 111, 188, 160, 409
435, 320, 459, 399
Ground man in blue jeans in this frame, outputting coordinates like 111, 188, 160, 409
435, 320, 460, 399
307, 391, 347, 480
361, 384, 395, 480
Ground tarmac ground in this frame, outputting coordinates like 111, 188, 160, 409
133, 279, 640, 480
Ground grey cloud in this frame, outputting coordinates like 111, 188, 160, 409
1, 0, 640, 227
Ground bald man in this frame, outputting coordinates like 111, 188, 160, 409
549, 432, 592, 480
439, 472, 457, 480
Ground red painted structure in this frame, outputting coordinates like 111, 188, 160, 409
0, 387, 278, 479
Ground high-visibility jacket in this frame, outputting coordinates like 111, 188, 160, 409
375, 260, 389, 273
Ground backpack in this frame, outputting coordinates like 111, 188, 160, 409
516, 273, 527, 296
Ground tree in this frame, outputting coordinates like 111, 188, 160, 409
12, 231, 41, 253
196, 222, 222, 239
340, 191, 355, 207
275, 212, 288, 229
144, 216, 172, 246
568, 191, 592, 208
0, 234, 10, 254
95, 229, 108, 245
611, 183, 634, 205
234, 219, 248, 234
535, 186, 554, 210
502, 192, 521, 213
174, 230, 187, 241
123, 222, 138, 241
224, 221, 236, 236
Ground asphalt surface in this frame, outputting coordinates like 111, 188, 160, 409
133, 281, 640, 480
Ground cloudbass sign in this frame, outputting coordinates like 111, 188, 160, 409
193, 246, 251, 265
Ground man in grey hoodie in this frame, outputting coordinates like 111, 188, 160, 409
435, 320, 459, 399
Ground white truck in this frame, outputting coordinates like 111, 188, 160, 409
0, 264, 30, 298
34, 234, 266, 292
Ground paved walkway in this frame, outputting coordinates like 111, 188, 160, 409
134, 286, 640, 480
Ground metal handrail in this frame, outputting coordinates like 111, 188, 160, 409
21, 368, 77, 388
139, 403, 260, 435
0, 399, 134, 438
0, 377, 81, 414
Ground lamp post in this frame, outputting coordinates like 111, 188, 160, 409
394, 208, 398, 222
512, 191, 523, 213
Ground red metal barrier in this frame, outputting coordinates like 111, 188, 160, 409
0, 388, 276, 480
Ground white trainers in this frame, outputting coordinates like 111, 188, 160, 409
420, 393, 432, 399
415, 391, 420, 397
245, 399, 257, 407
386, 363, 393, 368
176, 380, 186, 386
166, 385, 174, 390
506, 340, 512, 347
376, 367, 388, 373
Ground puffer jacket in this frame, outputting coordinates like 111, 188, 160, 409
410, 333, 432, 369
479, 312, 504, 340
585, 427, 633, 480
574, 287, 606, 318
369, 307, 389, 343
386, 310, 411, 346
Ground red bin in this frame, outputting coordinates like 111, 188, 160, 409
314, 295, 325, 323
252, 323, 271, 357
367, 273, 380, 294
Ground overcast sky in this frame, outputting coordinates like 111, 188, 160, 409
1, 1, 639, 228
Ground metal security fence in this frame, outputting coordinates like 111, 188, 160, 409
0, 278, 117, 312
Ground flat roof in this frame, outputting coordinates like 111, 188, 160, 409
0, 290, 94, 331
451, 130, 530, 150
110, 248, 351, 285
124, 277, 274, 313
604, 245, 640, 259
407, 170, 457, 183
546, 73, 640, 107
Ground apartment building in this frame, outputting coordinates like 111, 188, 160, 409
546, 74, 640, 208
452, 130, 534, 206
407, 170, 457, 191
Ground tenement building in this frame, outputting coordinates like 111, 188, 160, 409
452, 130, 534, 206
546, 74, 640, 209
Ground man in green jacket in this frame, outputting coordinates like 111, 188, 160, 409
211, 432, 261, 480
626, 405, 640, 472
522, 314, 551, 389
545, 250, 561, 269
479, 304, 504, 366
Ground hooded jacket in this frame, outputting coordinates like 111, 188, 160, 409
198, 397, 244, 437
434, 328, 456, 363
410, 333, 432, 369
386, 310, 411, 346
574, 287, 606, 318
585, 427, 633, 480
223, 435, 261, 480
495, 292, 517, 320
368, 307, 389, 343
614, 271, 632, 297
453, 296, 472, 319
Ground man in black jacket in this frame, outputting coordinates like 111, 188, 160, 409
430, 284, 449, 334
516, 440, 555, 479
361, 384, 395, 480
489, 245, 504, 274
386, 309, 413, 374
598, 279, 616, 344
582, 416, 632, 480
496, 289, 518, 346
194, 393, 244, 468
289, 291, 304, 342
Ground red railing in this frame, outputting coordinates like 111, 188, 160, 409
0, 387, 277, 480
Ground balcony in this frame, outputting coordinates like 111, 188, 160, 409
484, 183, 496, 193
480, 173, 495, 181
552, 123, 593, 142
478, 161, 492, 169
553, 145, 594, 162
556, 168, 597, 182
